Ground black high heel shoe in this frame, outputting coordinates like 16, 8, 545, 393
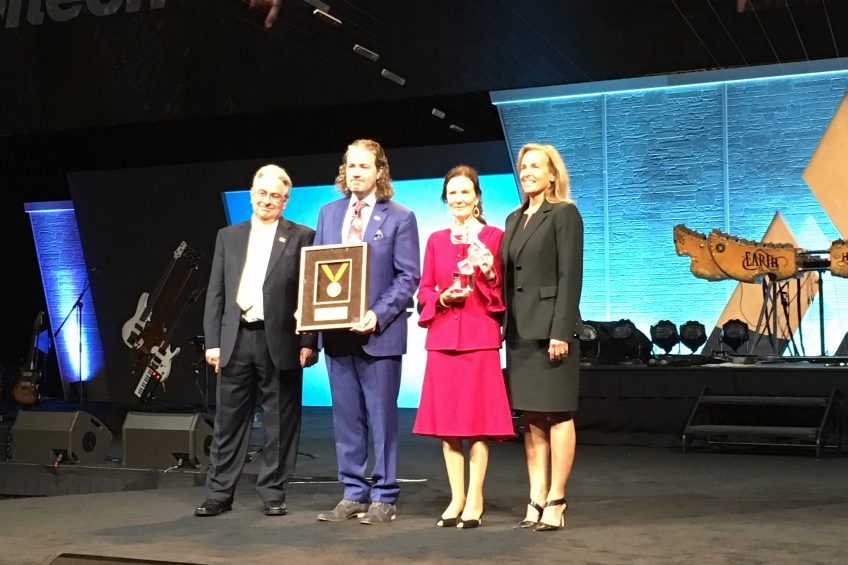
533, 498, 567, 532
436, 516, 459, 527
456, 510, 484, 529
514, 500, 544, 529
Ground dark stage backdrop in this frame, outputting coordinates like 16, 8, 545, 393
67, 140, 511, 404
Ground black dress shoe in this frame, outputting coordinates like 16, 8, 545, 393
195, 499, 232, 517
263, 500, 288, 516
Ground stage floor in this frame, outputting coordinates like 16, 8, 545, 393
1, 408, 847, 565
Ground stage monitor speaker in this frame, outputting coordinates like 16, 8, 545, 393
11, 411, 112, 465
122, 412, 213, 469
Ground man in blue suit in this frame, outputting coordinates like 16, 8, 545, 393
314, 139, 420, 525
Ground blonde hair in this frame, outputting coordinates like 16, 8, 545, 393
335, 139, 394, 202
516, 143, 571, 204
253, 164, 292, 190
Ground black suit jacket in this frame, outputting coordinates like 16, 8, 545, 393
203, 217, 317, 371
501, 200, 583, 341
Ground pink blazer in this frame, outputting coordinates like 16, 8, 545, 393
417, 226, 504, 351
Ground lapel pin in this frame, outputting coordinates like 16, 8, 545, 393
373, 215, 381, 221
279, 237, 286, 243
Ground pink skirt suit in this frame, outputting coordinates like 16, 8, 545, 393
412, 226, 514, 440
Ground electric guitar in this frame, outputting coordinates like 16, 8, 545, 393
13, 311, 45, 406
133, 287, 203, 402
122, 241, 189, 350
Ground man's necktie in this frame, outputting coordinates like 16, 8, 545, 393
347, 200, 367, 243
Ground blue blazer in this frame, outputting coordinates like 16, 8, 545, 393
314, 197, 420, 357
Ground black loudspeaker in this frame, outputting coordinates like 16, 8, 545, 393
122, 412, 213, 469
11, 411, 112, 465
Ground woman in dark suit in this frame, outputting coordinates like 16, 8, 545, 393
501, 143, 583, 532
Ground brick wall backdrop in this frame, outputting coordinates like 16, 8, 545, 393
498, 70, 848, 354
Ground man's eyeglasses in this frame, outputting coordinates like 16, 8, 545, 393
252, 189, 288, 203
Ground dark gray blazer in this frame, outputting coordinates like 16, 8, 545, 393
203, 218, 317, 371
501, 200, 583, 341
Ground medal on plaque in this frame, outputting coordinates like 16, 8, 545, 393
321, 263, 348, 299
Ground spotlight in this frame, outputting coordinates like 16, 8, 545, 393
578, 323, 598, 342
650, 320, 679, 354
679, 320, 707, 353
721, 319, 749, 352
610, 319, 651, 364
578, 322, 600, 363
611, 319, 635, 340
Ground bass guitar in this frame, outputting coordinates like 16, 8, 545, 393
133, 287, 203, 402
122, 241, 191, 350
13, 311, 45, 406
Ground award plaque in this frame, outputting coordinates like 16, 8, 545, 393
297, 242, 369, 332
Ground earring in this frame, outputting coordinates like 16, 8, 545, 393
473, 205, 480, 218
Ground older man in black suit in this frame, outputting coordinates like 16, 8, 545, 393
196, 164, 317, 517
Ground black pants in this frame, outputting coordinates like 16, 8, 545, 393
205, 324, 303, 503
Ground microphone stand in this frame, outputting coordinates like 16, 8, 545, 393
53, 277, 89, 411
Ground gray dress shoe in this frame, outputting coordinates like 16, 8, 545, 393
360, 502, 397, 525
195, 499, 232, 517
263, 500, 288, 516
317, 499, 369, 522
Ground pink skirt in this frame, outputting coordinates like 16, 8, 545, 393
413, 349, 514, 440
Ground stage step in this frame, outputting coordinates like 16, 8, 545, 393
682, 387, 842, 457
698, 395, 828, 407
685, 425, 819, 440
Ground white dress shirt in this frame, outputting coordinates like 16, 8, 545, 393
236, 216, 279, 322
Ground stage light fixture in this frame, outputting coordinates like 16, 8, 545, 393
312, 8, 341, 26
650, 320, 679, 354
380, 68, 406, 86
611, 319, 635, 340
578, 321, 602, 364
679, 320, 707, 353
610, 319, 650, 364
721, 319, 749, 352
352, 44, 379, 62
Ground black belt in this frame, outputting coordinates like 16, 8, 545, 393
239, 319, 265, 330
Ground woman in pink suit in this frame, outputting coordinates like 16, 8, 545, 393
413, 165, 514, 529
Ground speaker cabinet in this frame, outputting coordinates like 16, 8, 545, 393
11, 411, 112, 465
122, 412, 213, 469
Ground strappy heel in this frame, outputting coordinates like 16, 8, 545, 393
514, 500, 544, 529
533, 498, 567, 532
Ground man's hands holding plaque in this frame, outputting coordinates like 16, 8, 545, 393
350, 309, 378, 334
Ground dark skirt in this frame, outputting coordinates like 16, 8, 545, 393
505, 328, 579, 413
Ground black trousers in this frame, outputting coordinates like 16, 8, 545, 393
205, 324, 303, 503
